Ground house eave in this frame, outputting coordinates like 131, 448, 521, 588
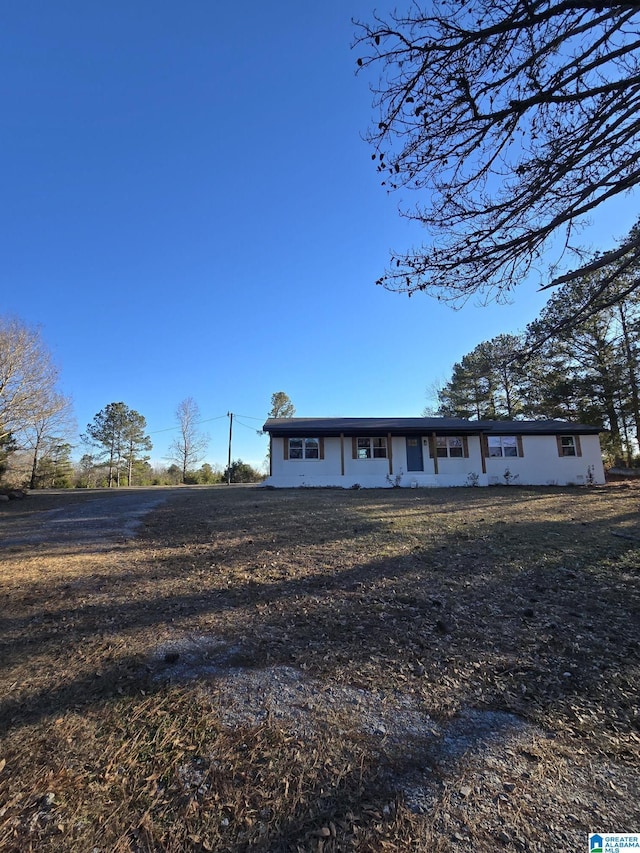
262, 417, 604, 438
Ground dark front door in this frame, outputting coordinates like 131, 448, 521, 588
406, 437, 424, 471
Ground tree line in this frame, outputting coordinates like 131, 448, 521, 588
0, 317, 274, 489
431, 225, 640, 465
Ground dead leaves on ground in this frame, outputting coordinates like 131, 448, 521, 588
1, 484, 639, 851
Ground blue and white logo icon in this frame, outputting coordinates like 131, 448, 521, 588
589, 835, 603, 853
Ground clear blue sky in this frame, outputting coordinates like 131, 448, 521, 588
1, 1, 637, 470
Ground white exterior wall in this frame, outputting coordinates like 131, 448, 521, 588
485, 434, 605, 486
389, 435, 484, 487
266, 433, 605, 488
343, 439, 392, 486
432, 435, 484, 486
267, 436, 344, 487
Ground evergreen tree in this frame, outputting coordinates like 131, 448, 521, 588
76, 454, 97, 489
81, 403, 152, 487
121, 410, 152, 486
527, 280, 627, 459
222, 459, 264, 483
268, 391, 295, 419
0, 431, 17, 482
438, 335, 527, 419
431, 220, 640, 464
33, 442, 73, 488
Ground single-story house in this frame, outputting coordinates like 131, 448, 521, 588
262, 417, 606, 488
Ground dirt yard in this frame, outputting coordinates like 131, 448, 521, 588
0, 484, 638, 851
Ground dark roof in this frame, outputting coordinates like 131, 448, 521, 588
263, 417, 478, 436
476, 419, 603, 435
262, 417, 603, 436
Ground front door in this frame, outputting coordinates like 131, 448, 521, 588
406, 437, 424, 471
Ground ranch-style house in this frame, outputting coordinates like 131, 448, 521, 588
262, 417, 606, 488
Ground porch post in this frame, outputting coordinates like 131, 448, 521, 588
388, 433, 393, 475
431, 432, 439, 475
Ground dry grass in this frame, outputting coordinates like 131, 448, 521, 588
1, 484, 639, 851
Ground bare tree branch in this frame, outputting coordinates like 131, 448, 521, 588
0, 317, 63, 442
355, 0, 640, 308
168, 397, 209, 483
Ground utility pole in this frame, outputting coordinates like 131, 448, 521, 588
227, 412, 233, 485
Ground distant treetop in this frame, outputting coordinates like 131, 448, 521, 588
268, 391, 295, 419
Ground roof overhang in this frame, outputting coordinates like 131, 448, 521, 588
262, 417, 603, 437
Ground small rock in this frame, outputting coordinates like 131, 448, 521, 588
497, 830, 511, 844
459, 785, 472, 798
503, 782, 516, 792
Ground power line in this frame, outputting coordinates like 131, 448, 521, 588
234, 417, 265, 435
148, 413, 228, 436
197, 414, 230, 424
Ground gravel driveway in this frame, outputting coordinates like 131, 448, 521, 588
0, 489, 170, 549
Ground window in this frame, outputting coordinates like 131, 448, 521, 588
356, 437, 387, 459
555, 434, 582, 457
436, 436, 464, 458
288, 437, 320, 459
488, 435, 519, 458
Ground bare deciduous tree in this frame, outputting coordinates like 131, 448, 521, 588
21, 391, 76, 489
0, 317, 62, 441
355, 1, 640, 310
168, 397, 209, 483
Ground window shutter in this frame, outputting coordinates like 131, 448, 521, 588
284, 438, 289, 460
352, 437, 357, 459
516, 436, 524, 457
462, 436, 469, 458
575, 435, 582, 457
556, 435, 563, 457
319, 437, 325, 460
